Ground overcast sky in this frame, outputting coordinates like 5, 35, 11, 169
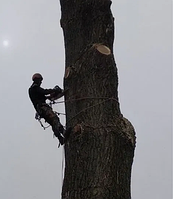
0, 0, 172, 199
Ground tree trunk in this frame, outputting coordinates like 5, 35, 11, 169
59, 0, 136, 198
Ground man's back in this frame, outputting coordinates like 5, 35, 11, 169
29, 83, 48, 110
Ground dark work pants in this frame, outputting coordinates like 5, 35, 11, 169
37, 103, 64, 138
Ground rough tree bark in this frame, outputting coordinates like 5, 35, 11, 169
59, 0, 136, 198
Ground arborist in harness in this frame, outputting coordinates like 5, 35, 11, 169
28, 73, 71, 146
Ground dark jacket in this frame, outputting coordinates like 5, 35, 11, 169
29, 83, 54, 111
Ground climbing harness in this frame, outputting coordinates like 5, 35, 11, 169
35, 110, 65, 130
35, 112, 51, 130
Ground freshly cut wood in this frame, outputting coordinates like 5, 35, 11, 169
95, 44, 111, 55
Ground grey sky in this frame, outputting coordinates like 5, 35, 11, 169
0, 0, 172, 199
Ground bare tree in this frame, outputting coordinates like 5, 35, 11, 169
59, 0, 136, 198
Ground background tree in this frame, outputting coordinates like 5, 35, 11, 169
59, 0, 136, 198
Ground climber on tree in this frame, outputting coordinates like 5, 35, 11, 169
28, 73, 71, 146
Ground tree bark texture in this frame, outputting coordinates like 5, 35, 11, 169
59, 0, 136, 198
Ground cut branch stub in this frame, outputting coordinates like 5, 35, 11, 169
64, 66, 71, 79
94, 44, 111, 55
73, 124, 83, 133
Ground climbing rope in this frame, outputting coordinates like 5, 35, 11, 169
66, 97, 118, 124
36, 96, 118, 129
50, 96, 115, 105
61, 147, 65, 185
50, 96, 118, 124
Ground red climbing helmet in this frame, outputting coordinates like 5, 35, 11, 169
32, 73, 43, 81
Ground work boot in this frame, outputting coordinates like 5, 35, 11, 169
59, 125, 64, 135
57, 134, 65, 145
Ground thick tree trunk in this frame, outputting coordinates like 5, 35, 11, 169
59, 0, 136, 198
